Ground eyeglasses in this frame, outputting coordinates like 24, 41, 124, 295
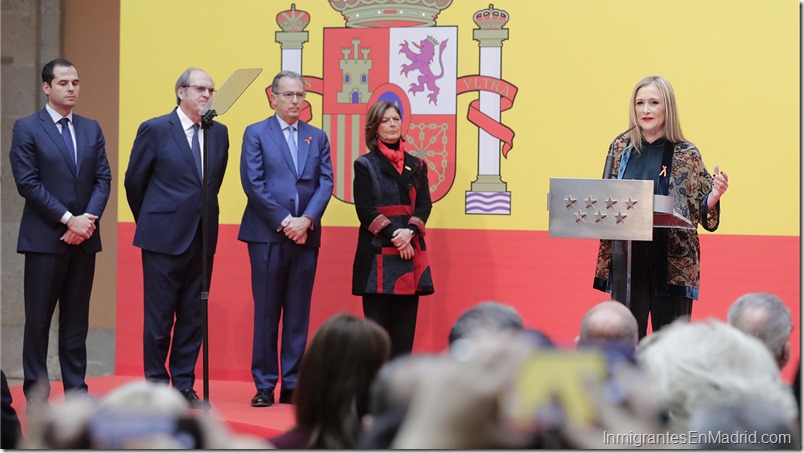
184, 85, 216, 95
277, 91, 306, 100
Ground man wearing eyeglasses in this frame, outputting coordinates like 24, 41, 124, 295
124, 67, 229, 408
239, 70, 333, 407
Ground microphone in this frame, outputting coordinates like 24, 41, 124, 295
602, 125, 637, 179
199, 95, 218, 126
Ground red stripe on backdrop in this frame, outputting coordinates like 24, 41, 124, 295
344, 113, 353, 202
116, 224, 800, 382
327, 116, 340, 199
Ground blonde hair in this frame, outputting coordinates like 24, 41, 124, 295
626, 76, 686, 152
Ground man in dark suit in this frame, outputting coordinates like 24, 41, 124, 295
239, 70, 333, 407
9, 58, 112, 405
124, 67, 228, 408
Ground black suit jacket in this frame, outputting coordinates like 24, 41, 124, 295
125, 109, 229, 255
9, 108, 112, 254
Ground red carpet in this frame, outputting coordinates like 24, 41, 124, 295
7, 376, 295, 440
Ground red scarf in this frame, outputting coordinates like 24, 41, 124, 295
377, 140, 405, 174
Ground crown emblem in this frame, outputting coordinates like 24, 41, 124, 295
329, 0, 453, 28
473, 4, 509, 30
276, 3, 310, 32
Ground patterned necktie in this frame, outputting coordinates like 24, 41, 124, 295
191, 124, 202, 178
287, 125, 299, 173
59, 117, 77, 166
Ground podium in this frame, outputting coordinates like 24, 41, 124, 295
547, 178, 694, 308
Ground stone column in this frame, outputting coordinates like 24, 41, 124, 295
1, 0, 63, 379
466, 5, 511, 215
275, 4, 309, 74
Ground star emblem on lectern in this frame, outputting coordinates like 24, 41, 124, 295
565, 195, 577, 208
584, 196, 597, 209
615, 211, 628, 224
625, 197, 638, 210
605, 196, 617, 209
574, 210, 587, 223
594, 211, 607, 223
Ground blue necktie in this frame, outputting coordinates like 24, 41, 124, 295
287, 125, 299, 173
191, 124, 202, 178
287, 125, 300, 214
59, 117, 76, 167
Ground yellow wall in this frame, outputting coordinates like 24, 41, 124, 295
118, 0, 799, 236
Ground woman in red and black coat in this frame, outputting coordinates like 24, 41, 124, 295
352, 101, 434, 357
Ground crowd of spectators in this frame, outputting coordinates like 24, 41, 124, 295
2, 292, 799, 449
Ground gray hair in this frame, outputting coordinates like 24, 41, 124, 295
727, 293, 792, 365
448, 301, 523, 345
101, 380, 189, 416
637, 320, 797, 433
271, 70, 305, 93
689, 398, 798, 448
174, 67, 202, 106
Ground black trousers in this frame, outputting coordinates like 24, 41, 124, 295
23, 248, 95, 400
612, 239, 692, 340
142, 226, 211, 391
362, 294, 419, 358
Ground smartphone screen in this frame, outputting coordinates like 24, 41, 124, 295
502, 349, 607, 429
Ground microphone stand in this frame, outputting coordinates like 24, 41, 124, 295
603, 125, 636, 309
191, 67, 262, 415
602, 125, 635, 179
199, 108, 216, 415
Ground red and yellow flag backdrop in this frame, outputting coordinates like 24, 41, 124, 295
116, 0, 800, 381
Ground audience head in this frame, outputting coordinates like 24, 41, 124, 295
295, 313, 391, 448
27, 380, 268, 449
368, 354, 443, 418
25, 392, 97, 449
689, 398, 799, 449
358, 354, 445, 448
577, 300, 639, 346
101, 380, 189, 416
727, 292, 793, 369
637, 319, 797, 433
448, 301, 524, 345
93, 380, 200, 448
522, 327, 557, 349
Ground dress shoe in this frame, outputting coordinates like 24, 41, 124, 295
279, 387, 295, 404
179, 389, 207, 409
251, 389, 274, 407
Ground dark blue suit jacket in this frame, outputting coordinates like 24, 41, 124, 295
9, 108, 112, 254
125, 109, 229, 256
238, 115, 333, 247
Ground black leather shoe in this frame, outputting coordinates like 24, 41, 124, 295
279, 387, 295, 404
251, 389, 274, 407
179, 389, 207, 409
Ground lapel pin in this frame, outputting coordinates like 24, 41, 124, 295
304, 137, 312, 144
405, 165, 411, 171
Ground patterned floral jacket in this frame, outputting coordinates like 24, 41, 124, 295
593, 135, 720, 300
